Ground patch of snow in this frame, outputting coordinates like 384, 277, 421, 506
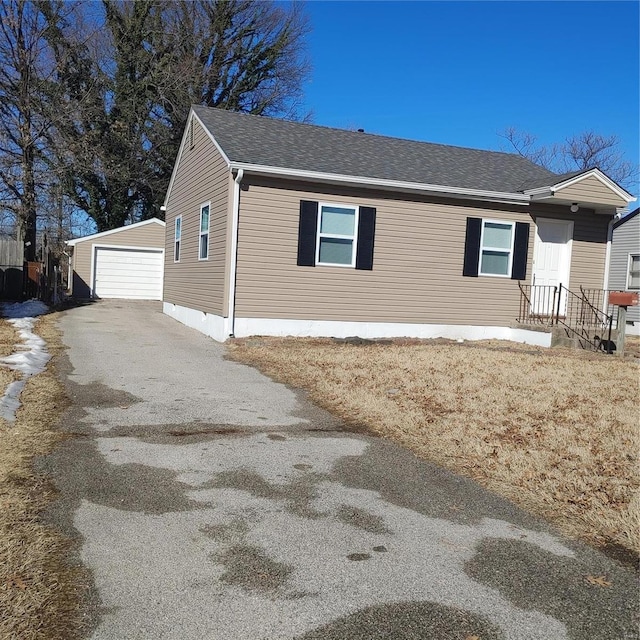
0, 380, 26, 422
0, 302, 51, 422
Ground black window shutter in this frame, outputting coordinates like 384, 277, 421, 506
462, 217, 482, 277
356, 206, 376, 270
511, 222, 530, 280
297, 200, 318, 266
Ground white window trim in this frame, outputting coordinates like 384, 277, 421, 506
174, 215, 182, 263
478, 218, 515, 278
315, 202, 359, 268
627, 253, 640, 290
199, 202, 210, 261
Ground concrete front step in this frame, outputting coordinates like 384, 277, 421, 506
514, 322, 619, 351
550, 326, 619, 351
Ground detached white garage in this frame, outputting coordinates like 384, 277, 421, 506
67, 219, 166, 300
93, 247, 164, 299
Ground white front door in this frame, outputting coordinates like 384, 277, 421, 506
532, 219, 573, 315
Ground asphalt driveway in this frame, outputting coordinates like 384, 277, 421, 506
44, 300, 638, 639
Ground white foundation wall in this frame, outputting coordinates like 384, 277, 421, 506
234, 318, 553, 347
163, 302, 552, 347
624, 322, 640, 337
163, 302, 228, 343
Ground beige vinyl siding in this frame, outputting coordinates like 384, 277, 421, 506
235, 178, 537, 326
234, 178, 612, 327
163, 117, 231, 315
72, 222, 165, 298
609, 214, 640, 326
555, 175, 628, 208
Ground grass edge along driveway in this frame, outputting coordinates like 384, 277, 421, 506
228, 336, 639, 564
0, 312, 87, 640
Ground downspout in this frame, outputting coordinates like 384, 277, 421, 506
227, 169, 243, 338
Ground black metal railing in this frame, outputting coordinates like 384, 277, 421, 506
517, 283, 558, 324
556, 285, 614, 351
517, 283, 615, 352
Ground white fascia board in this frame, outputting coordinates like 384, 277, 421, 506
523, 186, 554, 198
552, 169, 635, 203
162, 109, 232, 208
230, 162, 531, 206
66, 218, 165, 247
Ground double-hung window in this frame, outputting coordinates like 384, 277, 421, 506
478, 220, 515, 277
628, 254, 640, 290
463, 217, 528, 280
174, 215, 182, 262
297, 200, 376, 270
316, 203, 358, 267
199, 203, 210, 260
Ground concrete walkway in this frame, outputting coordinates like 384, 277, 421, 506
45, 300, 638, 640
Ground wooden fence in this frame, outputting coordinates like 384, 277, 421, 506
0, 238, 24, 300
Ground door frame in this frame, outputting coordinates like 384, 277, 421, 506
532, 218, 574, 315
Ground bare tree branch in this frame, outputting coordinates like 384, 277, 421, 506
501, 127, 638, 193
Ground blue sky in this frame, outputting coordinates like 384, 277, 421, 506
301, 1, 639, 191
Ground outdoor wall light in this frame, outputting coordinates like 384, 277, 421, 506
570, 203, 579, 213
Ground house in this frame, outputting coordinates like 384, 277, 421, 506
67, 218, 165, 300
608, 208, 640, 335
162, 106, 636, 346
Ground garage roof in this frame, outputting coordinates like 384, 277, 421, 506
66, 218, 165, 247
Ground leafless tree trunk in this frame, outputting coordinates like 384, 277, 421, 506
0, 0, 74, 258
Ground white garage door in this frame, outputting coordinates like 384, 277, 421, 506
94, 247, 163, 300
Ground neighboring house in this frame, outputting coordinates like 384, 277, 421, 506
162, 106, 636, 345
608, 208, 640, 336
67, 219, 165, 300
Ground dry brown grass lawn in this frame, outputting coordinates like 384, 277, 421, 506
228, 337, 640, 559
0, 312, 86, 640
625, 334, 640, 359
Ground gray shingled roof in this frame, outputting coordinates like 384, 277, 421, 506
193, 105, 559, 194
520, 169, 588, 191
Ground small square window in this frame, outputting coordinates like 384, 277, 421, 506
479, 220, 514, 277
628, 254, 640, 290
316, 204, 358, 267
199, 203, 209, 260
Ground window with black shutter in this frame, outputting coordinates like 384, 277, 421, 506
463, 217, 529, 280
297, 200, 376, 270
